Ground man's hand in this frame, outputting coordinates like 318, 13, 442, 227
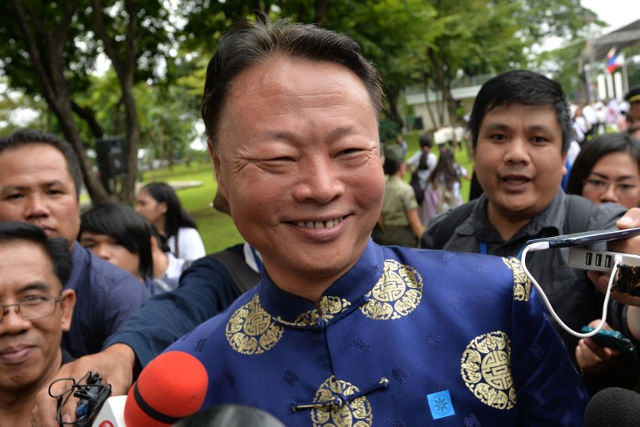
32, 344, 136, 427
575, 319, 621, 374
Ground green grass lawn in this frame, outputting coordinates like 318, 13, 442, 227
146, 133, 474, 254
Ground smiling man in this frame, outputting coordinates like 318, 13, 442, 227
116, 21, 592, 425
423, 71, 627, 373
0, 222, 75, 425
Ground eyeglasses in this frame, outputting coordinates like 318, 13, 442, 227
583, 177, 639, 196
0, 295, 62, 322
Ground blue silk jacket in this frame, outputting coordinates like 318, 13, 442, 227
166, 240, 588, 426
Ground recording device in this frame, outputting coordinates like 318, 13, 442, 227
584, 387, 640, 427
124, 351, 208, 426
51, 372, 111, 427
526, 226, 640, 249
74, 373, 111, 426
580, 326, 636, 354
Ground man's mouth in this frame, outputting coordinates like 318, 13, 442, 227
0, 345, 34, 364
294, 216, 345, 229
501, 175, 531, 184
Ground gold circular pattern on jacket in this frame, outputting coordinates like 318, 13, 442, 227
360, 259, 423, 320
311, 375, 372, 427
502, 257, 531, 302
460, 331, 516, 410
225, 294, 283, 355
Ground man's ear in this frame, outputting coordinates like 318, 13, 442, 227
208, 142, 227, 200
561, 151, 568, 176
59, 289, 76, 332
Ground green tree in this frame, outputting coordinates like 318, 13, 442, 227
0, 0, 171, 203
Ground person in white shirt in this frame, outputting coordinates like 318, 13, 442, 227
135, 182, 206, 261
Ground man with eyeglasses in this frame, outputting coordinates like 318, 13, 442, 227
0, 222, 75, 426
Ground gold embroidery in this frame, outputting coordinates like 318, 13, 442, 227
292, 296, 352, 326
360, 259, 423, 320
460, 331, 516, 410
311, 376, 373, 427
502, 257, 531, 302
225, 295, 283, 355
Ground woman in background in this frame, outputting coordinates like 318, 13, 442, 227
420, 147, 464, 225
79, 202, 179, 294
135, 182, 206, 261
566, 132, 640, 394
567, 132, 640, 209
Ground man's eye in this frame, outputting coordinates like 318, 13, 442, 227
338, 148, 363, 156
488, 134, 506, 141
587, 179, 606, 187
4, 193, 24, 200
531, 136, 549, 144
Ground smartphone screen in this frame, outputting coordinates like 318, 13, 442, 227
526, 227, 640, 248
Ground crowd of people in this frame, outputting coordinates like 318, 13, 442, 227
2, 17, 640, 426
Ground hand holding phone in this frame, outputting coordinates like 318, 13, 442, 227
580, 326, 636, 354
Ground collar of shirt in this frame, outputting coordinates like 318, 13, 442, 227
256, 240, 383, 327
456, 190, 565, 247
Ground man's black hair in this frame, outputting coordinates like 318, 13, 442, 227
80, 202, 154, 279
0, 129, 84, 197
140, 182, 198, 239
383, 156, 403, 176
0, 221, 72, 286
201, 18, 384, 149
468, 70, 572, 153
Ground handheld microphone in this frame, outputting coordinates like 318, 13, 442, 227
124, 351, 208, 427
584, 387, 640, 427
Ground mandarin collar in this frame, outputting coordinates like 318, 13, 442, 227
257, 240, 385, 326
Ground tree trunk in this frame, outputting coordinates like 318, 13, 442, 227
11, 0, 111, 204
89, 0, 140, 204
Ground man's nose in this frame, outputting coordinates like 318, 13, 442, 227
24, 193, 50, 218
0, 305, 31, 333
293, 158, 344, 203
504, 137, 530, 164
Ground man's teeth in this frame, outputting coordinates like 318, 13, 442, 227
296, 218, 342, 228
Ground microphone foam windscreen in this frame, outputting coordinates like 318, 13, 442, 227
124, 351, 208, 427
584, 387, 640, 427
